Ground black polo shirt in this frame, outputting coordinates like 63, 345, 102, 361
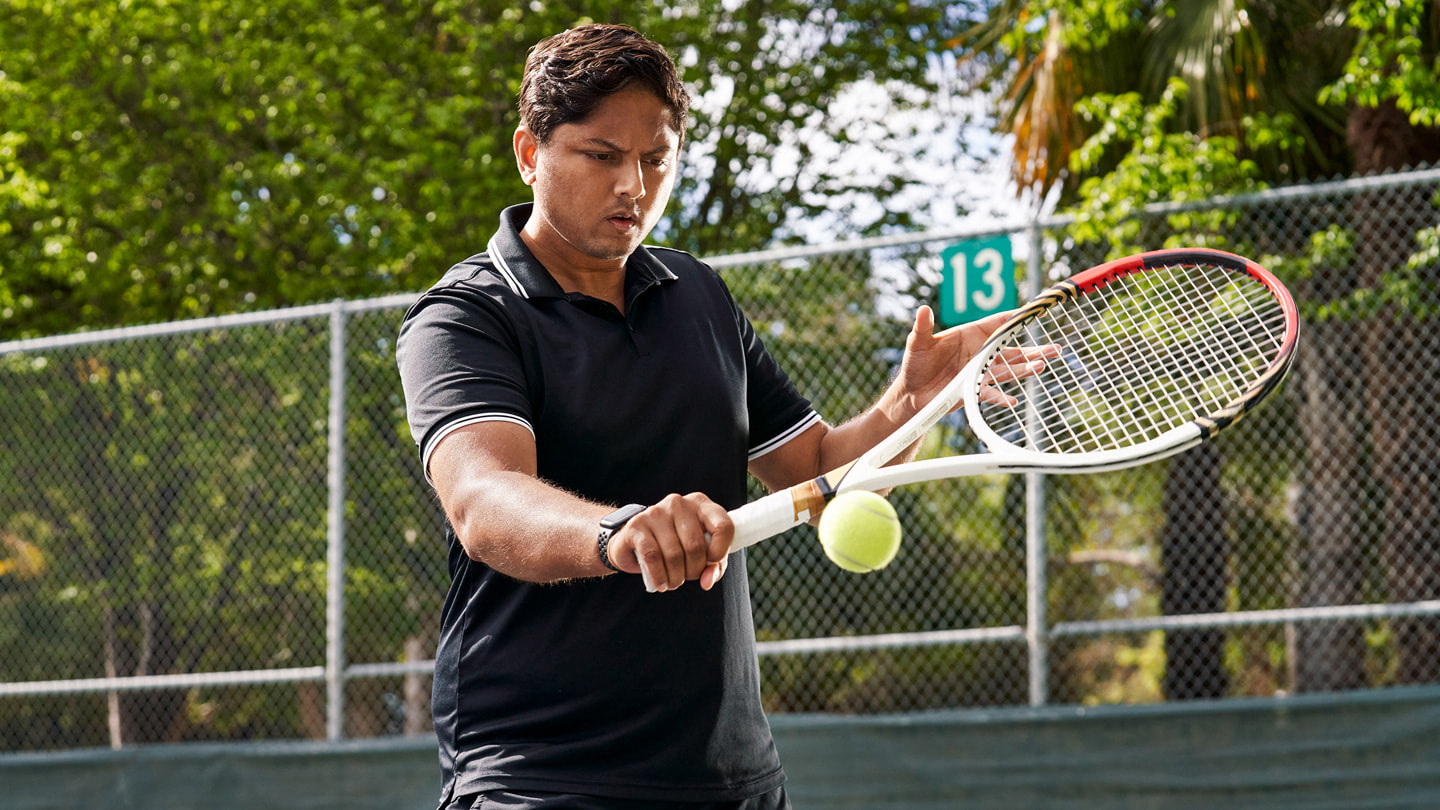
396, 204, 818, 802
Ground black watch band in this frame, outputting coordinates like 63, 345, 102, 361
597, 503, 645, 573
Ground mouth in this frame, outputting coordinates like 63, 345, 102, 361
606, 211, 640, 231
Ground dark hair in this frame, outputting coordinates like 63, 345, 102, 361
518, 24, 690, 144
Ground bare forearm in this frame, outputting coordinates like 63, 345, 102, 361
430, 423, 729, 592
443, 470, 610, 583
816, 387, 922, 472
752, 388, 921, 494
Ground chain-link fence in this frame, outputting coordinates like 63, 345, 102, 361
3, 167, 1438, 751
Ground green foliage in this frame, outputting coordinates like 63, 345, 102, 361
0, 326, 331, 742
969, 0, 1440, 706
0, 309, 448, 743
663, 0, 963, 253
1067, 80, 1268, 252
957, 0, 1353, 202
0, 0, 525, 334
0, 0, 962, 340
1322, 0, 1440, 126
961, 0, 1151, 65
1264, 220, 1440, 321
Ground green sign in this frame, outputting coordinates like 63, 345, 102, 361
938, 236, 1016, 327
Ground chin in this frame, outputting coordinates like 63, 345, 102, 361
589, 236, 645, 261
581, 248, 634, 263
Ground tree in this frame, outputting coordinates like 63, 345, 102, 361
954, 0, 1440, 699
1324, 1, 1440, 687
0, 0, 968, 340
954, 0, 1349, 206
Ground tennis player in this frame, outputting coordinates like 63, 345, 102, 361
396, 23, 1034, 810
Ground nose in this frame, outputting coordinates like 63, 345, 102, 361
616, 158, 646, 201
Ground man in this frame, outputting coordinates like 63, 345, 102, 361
397, 23, 1044, 810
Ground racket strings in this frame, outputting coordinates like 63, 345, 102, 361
982, 262, 1288, 455
1051, 264, 1283, 449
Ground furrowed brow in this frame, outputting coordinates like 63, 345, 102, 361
579, 138, 673, 157
580, 138, 624, 151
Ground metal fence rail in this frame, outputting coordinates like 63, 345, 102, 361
2, 166, 1438, 749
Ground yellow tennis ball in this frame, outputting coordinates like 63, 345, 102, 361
818, 491, 901, 573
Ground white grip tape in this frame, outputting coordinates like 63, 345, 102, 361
728, 493, 805, 552
641, 494, 802, 594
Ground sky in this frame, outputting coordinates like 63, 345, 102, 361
689, 46, 1037, 247
784, 53, 1033, 240
683, 48, 1044, 321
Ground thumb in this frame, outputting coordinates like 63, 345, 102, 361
908, 305, 938, 351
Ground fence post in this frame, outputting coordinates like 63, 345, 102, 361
1024, 220, 1049, 707
325, 300, 348, 740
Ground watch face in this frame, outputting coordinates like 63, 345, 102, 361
601, 503, 645, 529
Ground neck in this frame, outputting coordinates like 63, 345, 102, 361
519, 226, 628, 311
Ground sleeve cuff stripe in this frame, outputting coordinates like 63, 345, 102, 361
748, 411, 822, 461
422, 413, 535, 483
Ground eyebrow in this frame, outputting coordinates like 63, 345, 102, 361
579, 138, 674, 157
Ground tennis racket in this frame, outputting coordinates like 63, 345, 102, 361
727, 247, 1299, 551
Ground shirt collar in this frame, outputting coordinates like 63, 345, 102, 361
487, 203, 678, 301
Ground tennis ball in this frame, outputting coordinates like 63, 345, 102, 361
818, 491, 902, 573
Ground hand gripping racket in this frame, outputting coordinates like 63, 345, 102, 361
727, 247, 1299, 552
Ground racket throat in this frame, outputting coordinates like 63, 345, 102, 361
789, 461, 857, 523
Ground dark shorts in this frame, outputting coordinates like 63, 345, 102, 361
444, 786, 791, 810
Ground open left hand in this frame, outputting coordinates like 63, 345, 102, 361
894, 306, 1057, 412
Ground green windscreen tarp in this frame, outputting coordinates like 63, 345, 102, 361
4, 686, 1440, 809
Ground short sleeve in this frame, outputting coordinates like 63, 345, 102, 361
396, 289, 534, 480
724, 287, 820, 460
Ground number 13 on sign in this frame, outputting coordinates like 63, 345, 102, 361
938, 236, 1017, 327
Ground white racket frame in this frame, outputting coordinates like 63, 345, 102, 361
726, 247, 1296, 552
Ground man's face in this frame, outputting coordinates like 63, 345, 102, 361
518, 88, 682, 269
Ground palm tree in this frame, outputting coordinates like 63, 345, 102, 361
955, 0, 1346, 204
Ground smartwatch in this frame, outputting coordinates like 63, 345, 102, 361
597, 503, 645, 573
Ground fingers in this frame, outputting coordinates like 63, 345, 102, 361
615, 493, 733, 593
987, 345, 1059, 379
977, 384, 1020, 407
909, 307, 1016, 385
901, 304, 1061, 415
984, 351, 1056, 384
700, 556, 729, 591
979, 346, 1062, 407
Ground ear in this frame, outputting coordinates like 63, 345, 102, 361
514, 126, 539, 186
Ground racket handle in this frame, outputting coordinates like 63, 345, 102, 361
641, 494, 802, 593
727, 492, 804, 553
